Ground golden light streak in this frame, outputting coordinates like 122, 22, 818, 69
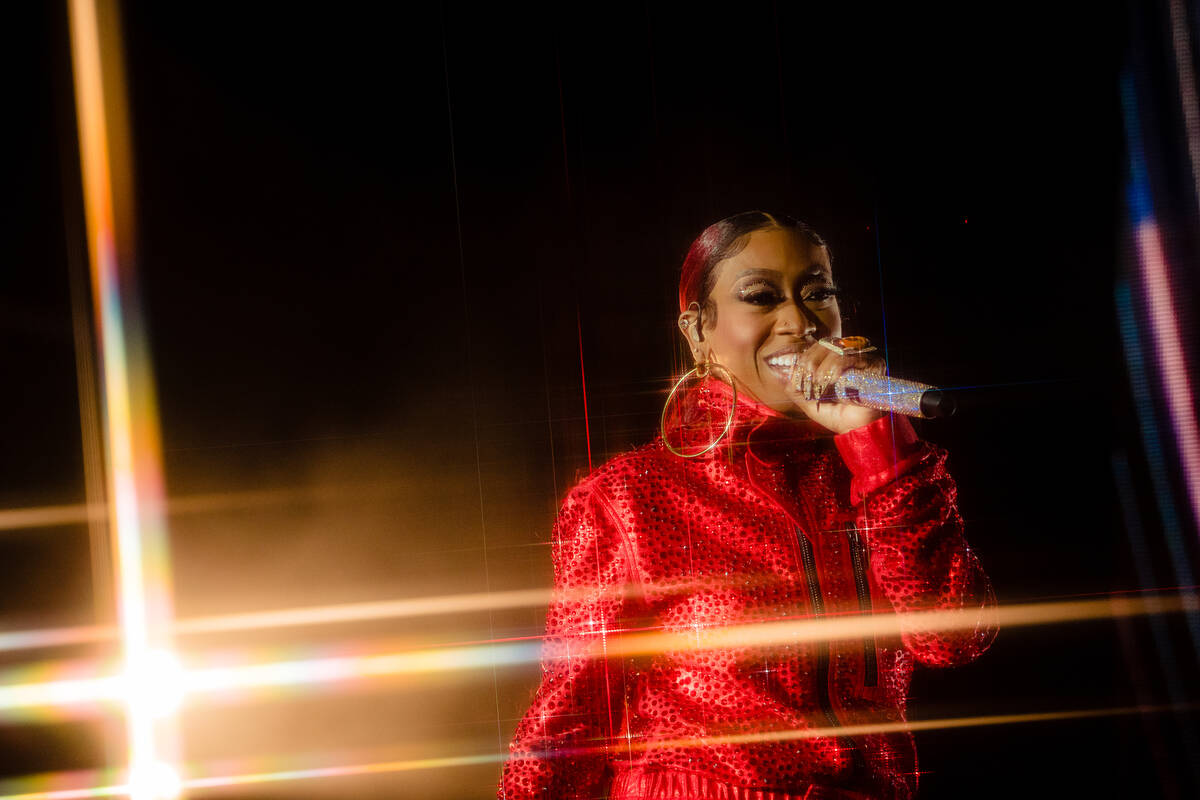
0, 480, 457, 534
172, 592, 1194, 703
0, 503, 103, 532
171, 588, 552, 636
179, 641, 533, 694
0, 786, 128, 800
5, 583, 1198, 659
67, 0, 179, 796
636, 705, 1172, 751
0, 673, 123, 716
1, 592, 1195, 718
0, 588, 552, 654
601, 591, 1199, 661
0, 703, 1189, 799
0, 625, 113, 653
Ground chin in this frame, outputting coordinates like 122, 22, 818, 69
740, 382, 790, 415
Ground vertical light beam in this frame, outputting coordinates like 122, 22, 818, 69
66, 1, 180, 797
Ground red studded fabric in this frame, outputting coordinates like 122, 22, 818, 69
499, 377, 996, 800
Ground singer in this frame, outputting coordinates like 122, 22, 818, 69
500, 211, 996, 800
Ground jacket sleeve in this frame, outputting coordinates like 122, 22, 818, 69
499, 483, 632, 800
834, 415, 997, 667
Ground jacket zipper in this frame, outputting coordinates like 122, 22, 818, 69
846, 522, 878, 687
743, 460, 864, 774
795, 529, 855, 740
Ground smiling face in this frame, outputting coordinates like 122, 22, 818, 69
680, 227, 842, 415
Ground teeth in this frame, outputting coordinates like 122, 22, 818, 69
766, 354, 799, 368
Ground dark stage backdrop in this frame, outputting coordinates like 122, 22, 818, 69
10, 2, 1193, 799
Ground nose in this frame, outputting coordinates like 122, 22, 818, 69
775, 298, 817, 338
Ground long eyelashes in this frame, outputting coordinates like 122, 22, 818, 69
735, 284, 842, 308
737, 287, 783, 306
801, 286, 842, 307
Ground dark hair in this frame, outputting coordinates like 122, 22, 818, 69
677, 211, 830, 325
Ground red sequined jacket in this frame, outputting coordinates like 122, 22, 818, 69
500, 378, 996, 800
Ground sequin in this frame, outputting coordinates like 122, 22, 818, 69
500, 378, 996, 800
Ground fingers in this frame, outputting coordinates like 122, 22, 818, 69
811, 351, 886, 402
791, 368, 815, 401
813, 348, 853, 402
788, 344, 887, 403
783, 343, 889, 434
788, 344, 833, 401
813, 352, 839, 402
788, 342, 823, 401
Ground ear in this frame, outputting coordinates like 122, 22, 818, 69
677, 308, 707, 363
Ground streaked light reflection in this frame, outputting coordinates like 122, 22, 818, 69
0, 703, 1187, 800
67, 0, 179, 796
1, 592, 1194, 720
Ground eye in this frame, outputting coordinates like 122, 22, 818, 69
802, 285, 841, 308
736, 283, 783, 306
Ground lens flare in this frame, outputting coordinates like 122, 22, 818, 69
0, 703, 1189, 800
126, 765, 178, 800
125, 651, 184, 719
2, 592, 1194, 721
67, 0, 179, 795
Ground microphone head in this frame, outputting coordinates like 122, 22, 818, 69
919, 389, 957, 419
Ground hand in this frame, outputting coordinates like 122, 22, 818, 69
785, 340, 887, 434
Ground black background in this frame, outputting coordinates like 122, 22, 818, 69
6, 1, 1196, 798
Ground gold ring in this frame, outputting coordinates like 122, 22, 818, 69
818, 335, 877, 356
796, 369, 813, 400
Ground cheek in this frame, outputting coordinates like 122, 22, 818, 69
818, 306, 842, 337
711, 313, 772, 358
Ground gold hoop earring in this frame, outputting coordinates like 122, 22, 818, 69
660, 361, 738, 458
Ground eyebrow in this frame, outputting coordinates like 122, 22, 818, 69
732, 268, 831, 286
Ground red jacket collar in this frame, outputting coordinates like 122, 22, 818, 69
662, 375, 828, 462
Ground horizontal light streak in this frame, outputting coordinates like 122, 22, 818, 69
0, 702, 1187, 799
0, 786, 127, 800
182, 753, 500, 791
0, 673, 123, 718
0, 626, 113, 653
0, 588, 554, 655
0, 504, 104, 532
644, 704, 1177, 750
0, 640, 538, 722
0, 575, 773, 654
6, 574, 1185, 657
605, 592, 1198, 660
178, 640, 535, 696
0, 481, 449, 534
172, 588, 552, 636
1, 592, 1194, 720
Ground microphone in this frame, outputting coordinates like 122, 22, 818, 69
827, 371, 956, 419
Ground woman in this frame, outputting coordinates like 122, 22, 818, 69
500, 211, 996, 800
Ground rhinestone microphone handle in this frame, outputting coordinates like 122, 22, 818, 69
829, 371, 936, 418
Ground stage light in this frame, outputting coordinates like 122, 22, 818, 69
67, 0, 180, 794
123, 651, 184, 719
127, 763, 179, 800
